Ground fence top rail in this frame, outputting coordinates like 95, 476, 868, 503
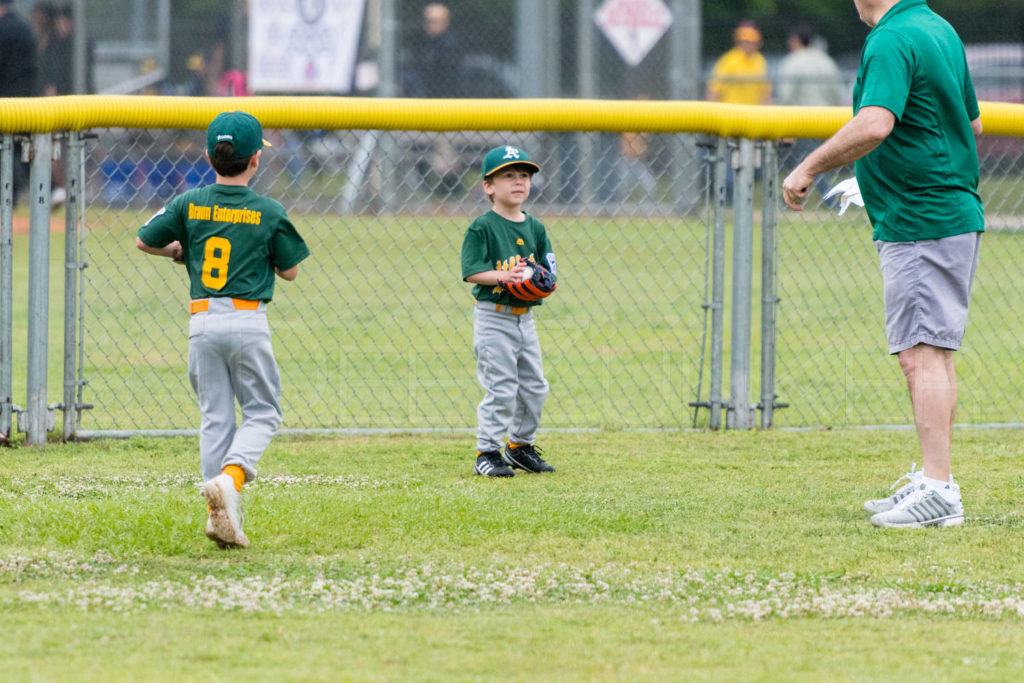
0, 96, 1021, 138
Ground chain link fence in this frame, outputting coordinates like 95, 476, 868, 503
77, 126, 712, 433
4, 106, 1024, 437
58, 127, 1024, 432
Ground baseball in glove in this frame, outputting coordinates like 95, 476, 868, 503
500, 259, 557, 302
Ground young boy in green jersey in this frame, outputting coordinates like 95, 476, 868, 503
136, 111, 309, 548
461, 145, 558, 477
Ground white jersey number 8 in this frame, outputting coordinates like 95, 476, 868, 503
201, 236, 232, 290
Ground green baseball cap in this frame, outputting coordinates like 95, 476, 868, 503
481, 145, 541, 178
206, 111, 271, 160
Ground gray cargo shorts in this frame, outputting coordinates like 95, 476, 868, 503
875, 231, 982, 355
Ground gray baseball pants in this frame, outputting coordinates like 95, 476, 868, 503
473, 302, 549, 453
188, 298, 282, 483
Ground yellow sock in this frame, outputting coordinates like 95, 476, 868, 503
223, 465, 245, 492
508, 443, 522, 450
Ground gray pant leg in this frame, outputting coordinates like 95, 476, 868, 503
189, 310, 281, 483
509, 314, 548, 445
223, 312, 282, 480
190, 314, 236, 483
474, 307, 517, 452
473, 307, 548, 452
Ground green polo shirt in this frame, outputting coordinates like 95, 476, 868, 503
461, 210, 557, 307
852, 0, 984, 242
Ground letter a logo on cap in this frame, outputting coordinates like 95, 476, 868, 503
503, 146, 521, 160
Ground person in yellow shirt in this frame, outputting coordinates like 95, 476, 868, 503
706, 20, 772, 105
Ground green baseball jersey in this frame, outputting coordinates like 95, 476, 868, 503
461, 210, 557, 307
138, 184, 309, 301
852, 0, 984, 242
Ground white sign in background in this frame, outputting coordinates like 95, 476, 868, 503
249, 0, 367, 93
594, 0, 673, 68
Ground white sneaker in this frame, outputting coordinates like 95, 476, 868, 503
202, 474, 249, 548
863, 463, 923, 514
870, 481, 964, 528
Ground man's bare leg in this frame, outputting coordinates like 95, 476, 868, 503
897, 343, 956, 482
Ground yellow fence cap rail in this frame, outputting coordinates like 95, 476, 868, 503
0, 95, 1021, 139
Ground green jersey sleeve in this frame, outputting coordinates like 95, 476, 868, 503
461, 221, 491, 280
137, 195, 186, 247
266, 201, 310, 272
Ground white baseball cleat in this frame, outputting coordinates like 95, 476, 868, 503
203, 473, 249, 548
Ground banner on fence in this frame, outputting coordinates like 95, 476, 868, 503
249, 0, 367, 94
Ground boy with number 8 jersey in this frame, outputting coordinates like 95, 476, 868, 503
136, 111, 309, 548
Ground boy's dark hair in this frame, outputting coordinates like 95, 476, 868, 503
210, 141, 253, 177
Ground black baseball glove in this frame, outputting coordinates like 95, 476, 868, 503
500, 259, 557, 302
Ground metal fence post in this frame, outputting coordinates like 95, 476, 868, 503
63, 132, 87, 441
0, 134, 12, 441
669, 0, 701, 214
576, 0, 596, 205
708, 136, 727, 429
25, 133, 52, 445
760, 141, 779, 429
726, 138, 755, 429
376, 0, 398, 213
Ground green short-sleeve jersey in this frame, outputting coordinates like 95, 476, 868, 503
461, 210, 557, 307
852, 0, 984, 242
137, 184, 310, 301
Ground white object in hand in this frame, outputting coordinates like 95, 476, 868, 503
823, 177, 865, 217
520, 266, 534, 281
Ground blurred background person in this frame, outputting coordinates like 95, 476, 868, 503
705, 19, 770, 202
182, 52, 210, 96
778, 22, 845, 203
616, 94, 658, 203
39, 4, 75, 205
1, 0, 39, 206
42, 2, 71, 96
31, 2, 54, 90
54, 4, 90, 92
705, 20, 771, 106
404, 2, 462, 99
777, 23, 844, 109
404, 3, 464, 197
2, 0, 38, 96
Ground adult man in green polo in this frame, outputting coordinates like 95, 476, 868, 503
782, 0, 984, 528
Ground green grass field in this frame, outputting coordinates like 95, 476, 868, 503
3, 429, 1024, 681
4, 153, 1024, 680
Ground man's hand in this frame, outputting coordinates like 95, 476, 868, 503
782, 166, 815, 211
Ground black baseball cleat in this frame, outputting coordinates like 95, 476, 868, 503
502, 443, 555, 473
474, 451, 514, 477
